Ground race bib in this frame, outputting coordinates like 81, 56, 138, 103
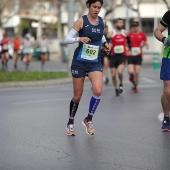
114, 45, 124, 54
17, 50, 22, 54
3, 44, 8, 50
24, 48, 32, 54
131, 47, 141, 55
81, 44, 99, 61
41, 47, 47, 53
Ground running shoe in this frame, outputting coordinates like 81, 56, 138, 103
66, 124, 76, 136
41, 65, 44, 71
161, 119, 170, 132
104, 77, 109, 85
133, 86, 138, 93
2, 64, 4, 70
82, 119, 95, 135
5, 61, 8, 69
119, 85, 124, 94
115, 89, 119, 96
129, 75, 134, 83
14, 64, 17, 70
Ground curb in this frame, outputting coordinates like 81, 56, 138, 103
0, 78, 73, 88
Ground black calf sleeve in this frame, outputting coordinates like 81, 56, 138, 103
69, 99, 79, 118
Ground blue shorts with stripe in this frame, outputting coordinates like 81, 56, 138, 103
160, 58, 170, 80
71, 60, 102, 78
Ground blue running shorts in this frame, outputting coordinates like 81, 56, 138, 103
160, 58, 170, 80
71, 61, 102, 78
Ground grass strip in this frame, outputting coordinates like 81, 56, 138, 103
0, 70, 68, 82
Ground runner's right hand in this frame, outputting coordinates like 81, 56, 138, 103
79, 37, 91, 44
162, 37, 170, 47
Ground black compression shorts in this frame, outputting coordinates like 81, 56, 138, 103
128, 56, 142, 65
110, 54, 126, 68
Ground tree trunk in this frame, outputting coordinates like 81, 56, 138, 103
162, 0, 170, 10
57, 2, 62, 39
137, 0, 142, 31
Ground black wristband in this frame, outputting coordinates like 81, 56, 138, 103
162, 37, 166, 43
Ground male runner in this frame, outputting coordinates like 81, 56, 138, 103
109, 18, 128, 96
154, 10, 170, 131
128, 21, 149, 93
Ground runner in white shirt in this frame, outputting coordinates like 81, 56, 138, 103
38, 33, 49, 70
22, 33, 34, 70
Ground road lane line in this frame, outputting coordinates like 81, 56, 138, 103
158, 113, 164, 122
13, 98, 69, 105
139, 84, 162, 88
142, 77, 156, 83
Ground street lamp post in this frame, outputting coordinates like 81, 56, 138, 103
67, 0, 76, 76
125, 3, 130, 31
37, 4, 45, 40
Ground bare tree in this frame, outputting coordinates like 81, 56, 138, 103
76, 0, 116, 18
55, 1, 63, 39
162, 0, 170, 10
103, 0, 117, 17
0, 0, 19, 29
119, 0, 143, 30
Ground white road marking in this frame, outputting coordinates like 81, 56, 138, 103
141, 77, 156, 83
13, 98, 69, 105
158, 113, 164, 122
139, 84, 162, 88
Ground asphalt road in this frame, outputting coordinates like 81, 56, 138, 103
0, 66, 170, 170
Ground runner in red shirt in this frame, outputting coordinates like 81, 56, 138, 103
1, 33, 9, 69
13, 34, 21, 69
109, 18, 128, 96
128, 21, 149, 93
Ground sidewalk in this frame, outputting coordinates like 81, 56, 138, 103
0, 78, 73, 88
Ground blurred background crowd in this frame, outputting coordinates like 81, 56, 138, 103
0, 0, 169, 64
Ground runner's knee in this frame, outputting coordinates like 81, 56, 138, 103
73, 93, 83, 101
92, 88, 102, 97
112, 75, 116, 80
128, 69, 133, 75
118, 72, 123, 76
135, 69, 140, 75
164, 87, 170, 96
112, 76, 117, 84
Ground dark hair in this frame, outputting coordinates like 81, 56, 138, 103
113, 18, 123, 24
86, 0, 103, 7
131, 21, 139, 27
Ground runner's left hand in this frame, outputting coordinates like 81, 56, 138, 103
104, 43, 110, 55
